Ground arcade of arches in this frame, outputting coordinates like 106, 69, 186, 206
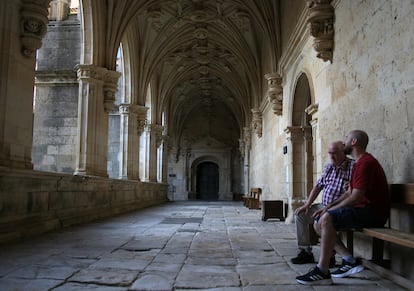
0, 0, 413, 281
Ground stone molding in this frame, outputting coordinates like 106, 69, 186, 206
265, 73, 283, 115
35, 70, 78, 86
305, 0, 335, 62
251, 108, 262, 138
20, 0, 50, 57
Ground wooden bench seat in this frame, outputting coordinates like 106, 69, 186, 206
344, 183, 414, 289
242, 188, 261, 209
361, 227, 414, 249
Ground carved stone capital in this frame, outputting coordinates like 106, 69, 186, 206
305, 0, 334, 62
265, 73, 283, 115
251, 108, 262, 138
75, 64, 107, 80
20, 0, 51, 57
103, 70, 121, 112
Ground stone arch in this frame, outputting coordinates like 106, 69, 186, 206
285, 72, 314, 222
189, 154, 232, 201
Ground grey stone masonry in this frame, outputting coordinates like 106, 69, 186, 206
33, 14, 81, 174
0, 201, 407, 290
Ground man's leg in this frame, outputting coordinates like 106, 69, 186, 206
317, 212, 337, 272
296, 212, 336, 285
292, 204, 323, 264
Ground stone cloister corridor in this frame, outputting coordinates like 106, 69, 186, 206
0, 201, 408, 290
0, 0, 414, 288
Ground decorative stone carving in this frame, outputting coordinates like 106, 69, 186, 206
265, 73, 283, 115
251, 108, 262, 138
243, 127, 251, 150
20, 0, 50, 57
76, 65, 120, 113
305, 0, 334, 62
103, 70, 121, 112
132, 105, 148, 135
153, 124, 164, 148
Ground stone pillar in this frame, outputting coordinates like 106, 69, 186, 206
118, 104, 147, 180
305, 103, 320, 184
158, 134, 168, 183
284, 126, 306, 223
151, 124, 164, 182
75, 65, 120, 177
0, 0, 49, 169
243, 127, 251, 194
48, 0, 70, 21
141, 123, 163, 182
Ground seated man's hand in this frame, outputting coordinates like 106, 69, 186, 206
312, 207, 327, 220
294, 205, 309, 216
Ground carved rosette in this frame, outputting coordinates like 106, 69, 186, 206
265, 73, 283, 115
20, 0, 51, 57
305, 0, 334, 62
251, 108, 262, 138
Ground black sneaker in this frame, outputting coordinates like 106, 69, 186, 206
296, 266, 333, 285
331, 258, 364, 278
291, 249, 315, 264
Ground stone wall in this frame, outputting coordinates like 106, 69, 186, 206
0, 167, 168, 244
249, 0, 414, 280
33, 15, 81, 173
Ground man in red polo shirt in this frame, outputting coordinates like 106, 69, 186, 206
296, 130, 390, 285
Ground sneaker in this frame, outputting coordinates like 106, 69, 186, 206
296, 266, 333, 285
331, 258, 364, 278
291, 249, 315, 264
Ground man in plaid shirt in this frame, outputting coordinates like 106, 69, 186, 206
291, 141, 355, 265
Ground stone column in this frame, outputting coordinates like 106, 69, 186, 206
305, 103, 320, 184
0, 0, 49, 169
75, 65, 120, 177
243, 127, 251, 194
141, 123, 163, 182
118, 104, 147, 180
151, 124, 164, 182
284, 126, 306, 223
158, 134, 169, 183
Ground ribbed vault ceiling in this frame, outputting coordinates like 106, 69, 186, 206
83, 0, 281, 147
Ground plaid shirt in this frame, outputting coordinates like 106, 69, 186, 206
317, 157, 355, 206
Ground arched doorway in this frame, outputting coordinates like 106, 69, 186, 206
196, 162, 219, 200
285, 72, 314, 222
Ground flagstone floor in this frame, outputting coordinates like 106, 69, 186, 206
0, 201, 408, 290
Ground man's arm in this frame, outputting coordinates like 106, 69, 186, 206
294, 185, 322, 215
312, 188, 364, 218
328, 188, 365, 211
